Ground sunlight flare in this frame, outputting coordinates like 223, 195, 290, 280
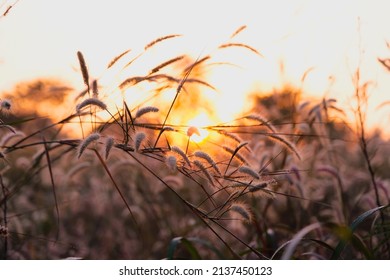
186, 112, 211, 143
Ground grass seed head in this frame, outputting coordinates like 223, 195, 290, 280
134, 132, 146, 152
238, 166, 260, 179
230, 202, 253, 223
77, 51, 89, 89
104, 137, 114, 159
77, 133, 100, 158
166, 155, 177, 172
193, 159, 215, 187
171, 146, 191, 167
194, 150, 221, 175
135, 106, 159, 119
76, 98, 107, 113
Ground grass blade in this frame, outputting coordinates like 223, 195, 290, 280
331, 205, 388, 259
166, 237, 201, 260
280, 223, 321, 260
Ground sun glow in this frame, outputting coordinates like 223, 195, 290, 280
186, 112, 211, 143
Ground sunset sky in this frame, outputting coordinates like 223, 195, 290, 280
1, 0, 390, 133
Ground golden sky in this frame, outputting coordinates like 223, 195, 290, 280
1, 0, 390, 133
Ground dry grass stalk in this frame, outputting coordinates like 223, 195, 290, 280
105, 137, 114, 159
119, 76, 148, 89
230, 202, 252, 223
193, 159, 215, 187
230, 25, 247, 38
77, 51, 90, 91
0, 131, 25, 146
219, 131, 252, 153
149, 55, 185, 74
144, 34, 182, 50
184, 78, 216, 91
2, 5, 12, 17
245, 114, 276, 132
218, 43, 263, 57
183, 56, 211, 73
166, 155, 177, 172
119, 74, 172, 90
219, 131, 242, 144
77, 133, 100, 158
171, 146, 191, 167
76, 98, 107, 113
92, 80, 99, 97
248, 182, 268, 192
222, 144, 249, 165
135, 106, 159, 119
268, 134, 301, 160
238, 166, 260, 179
194, 151, 221, 175
0, 124, 15, 134
134, 132, 146, 152
107, 49, 131, 68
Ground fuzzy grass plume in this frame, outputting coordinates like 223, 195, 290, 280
229, 202, 253, 223
77, 133, 100, 158
135, 106, 159, 119
193, 159, 215, 187
171, 146, 191, 167
166, 155, 177, 172
76, 98, 107, 113
194, 150, 221, 175
245, 114, 276, 133
238, 165, 260, 179
134, 132, 146, 152
104, 137, 114, 159
77, 51, 90, 92
268, 134, 301, 160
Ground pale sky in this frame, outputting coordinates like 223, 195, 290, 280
1, 0, 390, 133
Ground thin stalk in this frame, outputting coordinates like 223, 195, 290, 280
93, 149, 140, 236
354, 69, 390, 257
42, 136, 60, 241
1, 174, 8, 259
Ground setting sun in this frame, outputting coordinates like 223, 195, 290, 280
186, 112, 211, 143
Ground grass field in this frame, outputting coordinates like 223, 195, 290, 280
1, 29, 390, 260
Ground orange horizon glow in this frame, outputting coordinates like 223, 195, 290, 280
1, 0, 390, 138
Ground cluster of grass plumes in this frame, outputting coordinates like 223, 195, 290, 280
1, 29, 390, 260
